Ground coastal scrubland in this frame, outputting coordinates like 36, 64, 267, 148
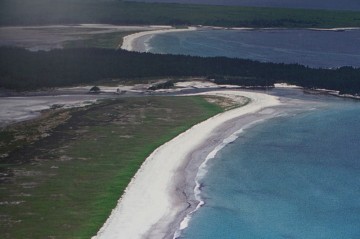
1, 47, 359, 95
1, 0, 360, 28
0, 96, 236, 239
63, 31, 139, 49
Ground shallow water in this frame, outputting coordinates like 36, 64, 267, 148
146, 29, 360, 68
180, 98, 360, 238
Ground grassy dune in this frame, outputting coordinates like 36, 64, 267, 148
0, 96, 232, 239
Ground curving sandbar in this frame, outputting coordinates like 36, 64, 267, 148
92, 90, 281, 239
120, 26, 197, 52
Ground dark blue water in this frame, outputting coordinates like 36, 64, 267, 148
180, 101, 360, 238
147, 29, 360, 68
128, 0, 360, 11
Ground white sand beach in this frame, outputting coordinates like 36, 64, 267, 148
121, 26, 197, 52
93, 90, 281, 239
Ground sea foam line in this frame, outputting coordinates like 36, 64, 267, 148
144, 34, 155, 53
173, 117, 268, 239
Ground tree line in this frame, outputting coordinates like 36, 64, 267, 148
0, 47, 359, 95
1, 0, 360, 28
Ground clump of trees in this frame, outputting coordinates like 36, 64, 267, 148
89, 86, 100, 93
0, 47, 359, 95
148, 80, 174, 91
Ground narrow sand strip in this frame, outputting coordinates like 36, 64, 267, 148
92, 90, 281, 239
120, 27, 197, 51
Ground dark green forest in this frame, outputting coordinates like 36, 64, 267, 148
1, 0, 360, 28
1, 47, 359, 95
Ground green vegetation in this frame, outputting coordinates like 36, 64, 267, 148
63, 31, 139, 49
0, 110, 71, 162
1, 0, 360, 28
148, 80, 174, 90
0, 96, 231, 239
2, 1, 359, 239
1, 47, 360, 95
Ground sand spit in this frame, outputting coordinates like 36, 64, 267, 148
93, 90, 281, 239
120, 27, 197, 52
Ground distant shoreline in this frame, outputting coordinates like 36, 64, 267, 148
120, 26, 197, 52
120, 26, 360, 53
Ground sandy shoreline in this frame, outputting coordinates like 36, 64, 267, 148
92, 90, 282, 239
120, 26, 197, 52
120, 25, 360, 53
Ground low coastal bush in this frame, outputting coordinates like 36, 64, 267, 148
0, 96, 224, 238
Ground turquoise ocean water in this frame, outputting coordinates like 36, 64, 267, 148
145, 31, 360, 238
179, 99, 360, 238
